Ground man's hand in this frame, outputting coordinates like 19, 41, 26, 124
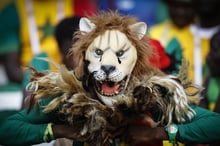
127, 125, 168, 145
52, 124, 82, 140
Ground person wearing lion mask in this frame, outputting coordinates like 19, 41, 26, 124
0, 12, 220, 146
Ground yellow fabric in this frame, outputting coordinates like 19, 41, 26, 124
200, 38, 209, 72
163, 140, 184, 146
15, 0, 74, 69
149, 20, 209, 83
209, 103, 215, 111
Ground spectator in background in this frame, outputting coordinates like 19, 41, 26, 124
199, 31, 220, 112
15, 0, 75, 69
149, 0, 195, 75
8, 0, 98, 72
190, 0, 220, 86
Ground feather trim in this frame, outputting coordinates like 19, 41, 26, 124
26, 63, 84, 112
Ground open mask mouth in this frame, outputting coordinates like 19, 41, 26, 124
94, 76, 127, 97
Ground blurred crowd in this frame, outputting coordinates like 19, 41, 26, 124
0, 0, 220, 146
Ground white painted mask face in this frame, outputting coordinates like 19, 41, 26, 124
86, 30, 137, 82
80, 17, 147, 106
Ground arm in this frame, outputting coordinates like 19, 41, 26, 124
0, 110, 48, 146
128, 104, 220, 145
0, 97, 57, 146
0, 96, 85, 146
177, 104, 220, 143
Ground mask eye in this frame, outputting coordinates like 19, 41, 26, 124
95, 48, 103, 56
116, 50, 125, 57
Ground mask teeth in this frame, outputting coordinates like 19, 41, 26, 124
101, 90, 115, 96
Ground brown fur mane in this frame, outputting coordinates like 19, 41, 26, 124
70, 11, 161, 79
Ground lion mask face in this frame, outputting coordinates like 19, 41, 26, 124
79, 17, 147, 106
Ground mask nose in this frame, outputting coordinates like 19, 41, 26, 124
101, 65, 116, 75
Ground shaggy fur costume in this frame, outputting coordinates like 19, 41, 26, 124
26, 12, 203, 146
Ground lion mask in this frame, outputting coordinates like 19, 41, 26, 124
72, 11, 160, 107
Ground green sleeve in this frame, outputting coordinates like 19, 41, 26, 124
178, 104, 220, 144
0, 97, 58, 146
